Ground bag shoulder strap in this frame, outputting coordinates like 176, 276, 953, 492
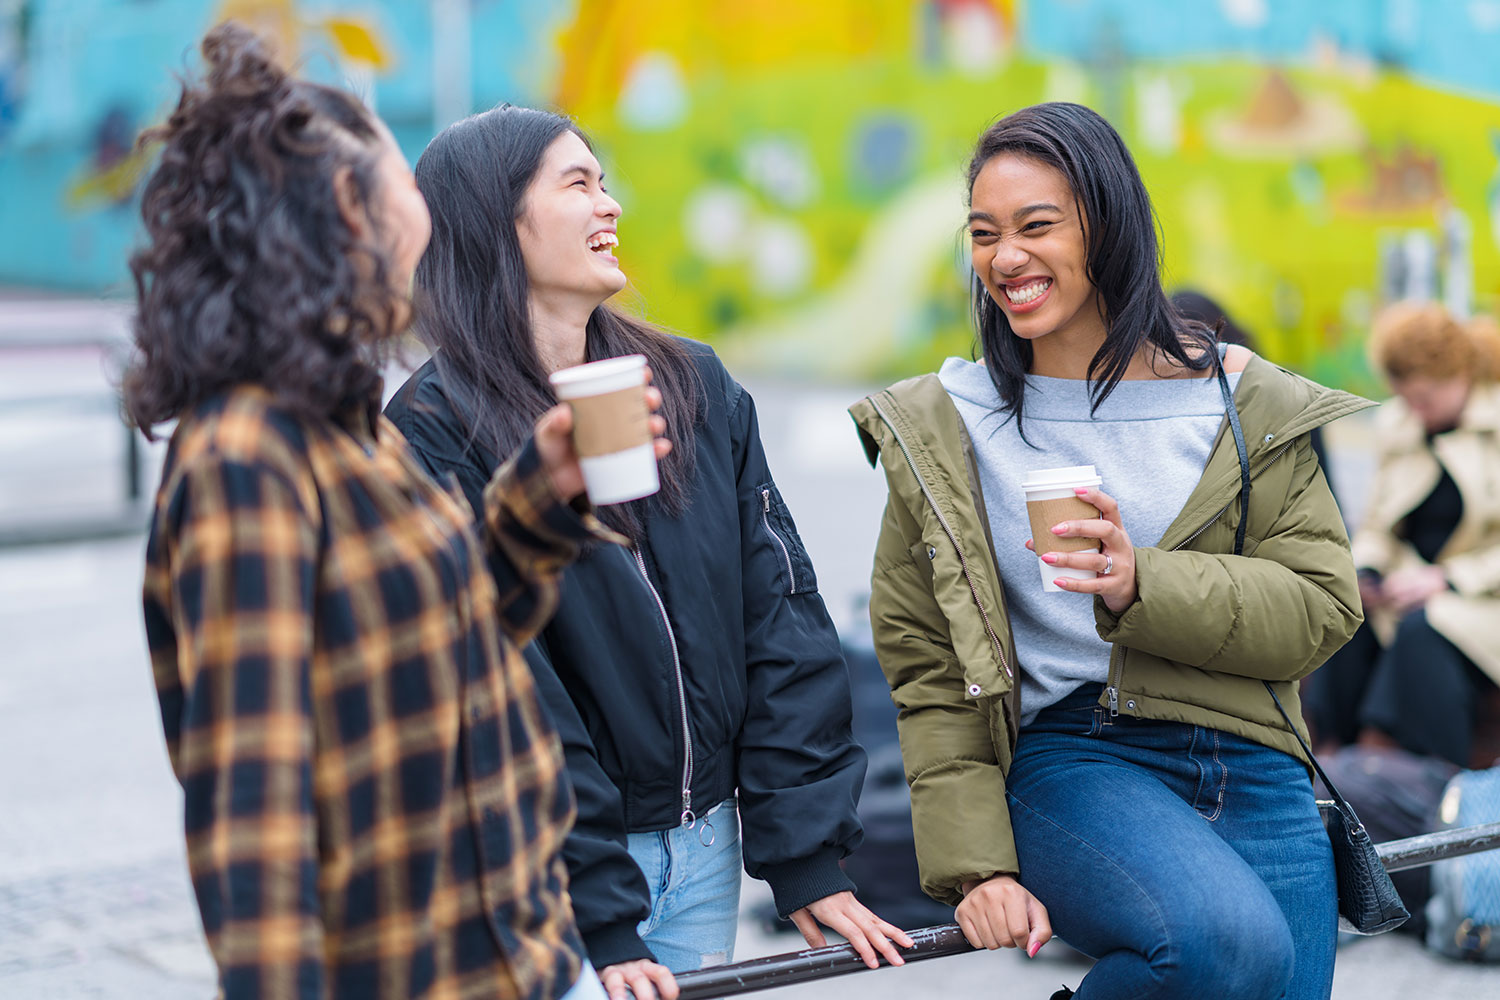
1212, 348, 1250, 559
1263, 680, 1358, 813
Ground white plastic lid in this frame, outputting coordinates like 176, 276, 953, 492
548, 354, 647, 398
1020, 464, 1102, 491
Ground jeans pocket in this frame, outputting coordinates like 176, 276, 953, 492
1187, 726, 1228, 821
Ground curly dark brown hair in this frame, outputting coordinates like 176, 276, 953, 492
124, 21, 405, 437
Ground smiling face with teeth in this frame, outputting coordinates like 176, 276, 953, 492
968, 153, 1106, 360
517, 131, 628, 311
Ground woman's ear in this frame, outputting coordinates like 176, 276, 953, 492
333, 164, 370, 241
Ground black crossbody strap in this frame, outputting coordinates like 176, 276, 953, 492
1264, 681, 1360, 818
1215, 349, 1361, 818
1212, 351, 1250, 559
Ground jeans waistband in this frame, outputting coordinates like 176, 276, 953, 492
1037, 682, 1107, 717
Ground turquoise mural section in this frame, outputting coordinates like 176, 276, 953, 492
0, 0, 576, 291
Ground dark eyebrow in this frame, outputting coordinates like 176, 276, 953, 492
967, 203, 1063, 227
559, 162, 603, 183
1012, 202, 1062, 220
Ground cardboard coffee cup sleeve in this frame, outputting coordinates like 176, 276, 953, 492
1027, 496, 1102, 556
567, 388, 651, 458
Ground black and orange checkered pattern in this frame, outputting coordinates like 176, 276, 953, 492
142, 385, 616, 1000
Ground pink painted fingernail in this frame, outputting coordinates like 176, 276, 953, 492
1028, 940, 1042, 958
1074, 487, 1090, 495
1041, 552, 1058, 564
1051, 523, 1068, 534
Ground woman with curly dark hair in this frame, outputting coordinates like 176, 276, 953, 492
126, 22, 665, 1000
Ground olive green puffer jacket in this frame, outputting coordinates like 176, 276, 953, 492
848, 355, 1372, 905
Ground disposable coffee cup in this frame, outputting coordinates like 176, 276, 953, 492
548, 354, 659, 505
1021, 465, 1103, 593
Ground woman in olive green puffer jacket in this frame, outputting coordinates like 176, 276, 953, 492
850, 103, 1370, 1000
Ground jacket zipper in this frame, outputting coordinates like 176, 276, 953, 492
870, 396, 1011, 679
1104, 440, 1295, 716
632, 547, 695, 826
760, 489, 798, 595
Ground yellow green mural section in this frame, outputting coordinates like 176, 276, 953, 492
544, 1, 1500, 393
10, 0, 1500, 394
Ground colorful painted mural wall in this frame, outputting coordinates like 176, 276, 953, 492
6, 1, 1500, 391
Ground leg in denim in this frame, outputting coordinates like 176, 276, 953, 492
1359, 608, 1489, 767
627, 798, 742, 972
558, 963, 610, 1000
1007, 692, 1336, 1000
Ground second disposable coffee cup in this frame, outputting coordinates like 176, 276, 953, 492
1021, 465, 1103, 593
548, 354, 659, 505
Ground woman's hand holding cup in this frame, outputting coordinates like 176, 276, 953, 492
1027, 486, 1138, 613
535, 367, 671, 505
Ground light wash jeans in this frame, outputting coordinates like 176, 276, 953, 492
559, 962, 608, 1000
626, 797, 742, 972
1006, 684, 1337, 1000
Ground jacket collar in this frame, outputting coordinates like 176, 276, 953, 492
857, 356, 1368, 463
852, 354, 1374, 550
1460, 382, 1500, 433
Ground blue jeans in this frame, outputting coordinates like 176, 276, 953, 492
627, 797, 742, 972
1007, 685, 1337, 1000
559, 963, 608, 1000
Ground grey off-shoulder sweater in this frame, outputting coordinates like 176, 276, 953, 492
938, 357, 1241, 727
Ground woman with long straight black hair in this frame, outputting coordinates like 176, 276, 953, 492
385, 106, 912, 1000
851, 102, 1369, 999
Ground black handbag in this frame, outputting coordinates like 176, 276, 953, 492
1213, 358, 1409, 936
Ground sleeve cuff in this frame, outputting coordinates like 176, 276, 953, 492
1094, 589, 1144, 640
759, 846, 858, 919
487, 437, 629, 551
1443, 556, 1499, 597
581, 920, 656, 970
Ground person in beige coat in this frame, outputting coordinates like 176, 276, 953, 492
1303, 302, 1500, 767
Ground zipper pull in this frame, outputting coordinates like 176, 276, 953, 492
762, 488, 771, 512
1107, 686, 1120, 717
681, 791, 695, 828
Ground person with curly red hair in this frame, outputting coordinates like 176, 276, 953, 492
1303, 302, 1500, 768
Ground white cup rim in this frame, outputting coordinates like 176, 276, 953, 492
548, 354, 647, 390
1020, 464, 1102, 491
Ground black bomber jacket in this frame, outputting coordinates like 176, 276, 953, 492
385, 340, 867, 968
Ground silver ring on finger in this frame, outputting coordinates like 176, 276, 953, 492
1102, 554, 1114, 576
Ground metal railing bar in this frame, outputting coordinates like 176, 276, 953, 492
675, 923, 970, 1000
1378, 820, 1500, 873
673, 822, 1500, 1000
0, 393, 125, 415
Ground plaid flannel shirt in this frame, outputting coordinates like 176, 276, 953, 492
143, 385, 616, 1000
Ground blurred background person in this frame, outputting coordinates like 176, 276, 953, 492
1301, 302, 1500, 769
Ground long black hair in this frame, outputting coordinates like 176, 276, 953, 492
125, 21, 402, 436
967, 103, 1214, 431
412, 105, 701, 537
